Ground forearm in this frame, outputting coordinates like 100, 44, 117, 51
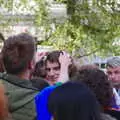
58, 66, 69, 83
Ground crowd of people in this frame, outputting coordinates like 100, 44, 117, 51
0, 33, 120, 120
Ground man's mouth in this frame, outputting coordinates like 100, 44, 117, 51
47, 77, 58, 82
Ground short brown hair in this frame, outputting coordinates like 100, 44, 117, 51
2, 33, 36, 74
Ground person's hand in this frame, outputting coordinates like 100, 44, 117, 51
35, 52, 48, 63
59, 51, 72, 67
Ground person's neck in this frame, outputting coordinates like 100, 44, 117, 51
17, 70, 30, 80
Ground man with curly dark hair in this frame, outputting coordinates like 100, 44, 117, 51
45, 50, 77, 85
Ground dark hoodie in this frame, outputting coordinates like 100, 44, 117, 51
0, 73, 39, 120
101, 113, 117, 120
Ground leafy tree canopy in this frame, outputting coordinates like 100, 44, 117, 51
0, 0, 120, 57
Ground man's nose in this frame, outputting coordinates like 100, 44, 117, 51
49, 69, 54, 76
111, 73, 115, 79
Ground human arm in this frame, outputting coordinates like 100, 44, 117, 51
57, 52, 72, 83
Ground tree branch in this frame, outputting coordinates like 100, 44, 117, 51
78, 48, 100, 58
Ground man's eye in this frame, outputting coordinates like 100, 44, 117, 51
115, 71, 120, 74
107, 72, 112, 75
54, 67, 60, 71
46, 68, 50, 71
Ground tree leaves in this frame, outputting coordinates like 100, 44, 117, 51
0, 0, 120, 57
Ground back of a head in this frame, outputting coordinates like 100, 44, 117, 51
74, 67, 113, 107
2, 33, 36, 74
107, 57, 120, 68
78, 64, 99, 70
48, 82, 101, 120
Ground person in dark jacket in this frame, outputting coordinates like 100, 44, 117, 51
73, 66, 120, 120
1, 33, 39, 120
48, 82, 107, 120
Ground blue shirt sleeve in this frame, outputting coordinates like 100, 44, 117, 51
35, 86, 57, 120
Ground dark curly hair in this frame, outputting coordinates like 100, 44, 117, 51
72, 66, 113, 108
45, 50, 77, 78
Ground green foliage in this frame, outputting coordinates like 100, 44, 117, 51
40, 0, 120, 57
0, 0, 120, 57
0, 0, 14, 11
54, 0, 67, 3
34, 0, 49, 26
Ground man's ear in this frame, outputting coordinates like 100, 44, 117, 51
28, 59, 35, 70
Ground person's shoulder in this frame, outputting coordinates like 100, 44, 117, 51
35, 85, 56, 98
0, 73, 39, 92
101, 113, 117, 120
104, 109, 120, 120
30, 78, 49, 90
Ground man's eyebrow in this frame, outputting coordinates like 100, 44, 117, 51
107, 71, 111, 73
54, 66, 59, 68
46, 67, 50, 69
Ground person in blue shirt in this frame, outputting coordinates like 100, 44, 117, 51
35, 81, 103, 120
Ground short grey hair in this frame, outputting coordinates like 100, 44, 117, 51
107, 57, 120, 67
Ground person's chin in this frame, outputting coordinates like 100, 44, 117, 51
48, 79, 57, 85
112, 81, 120, 87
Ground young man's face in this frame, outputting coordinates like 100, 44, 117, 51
46, 61, 60, 85
107, 66, 120, 87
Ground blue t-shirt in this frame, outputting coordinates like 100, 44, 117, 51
35, 85, 57, 120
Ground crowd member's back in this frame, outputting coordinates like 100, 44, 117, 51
1, 33, 39, 120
